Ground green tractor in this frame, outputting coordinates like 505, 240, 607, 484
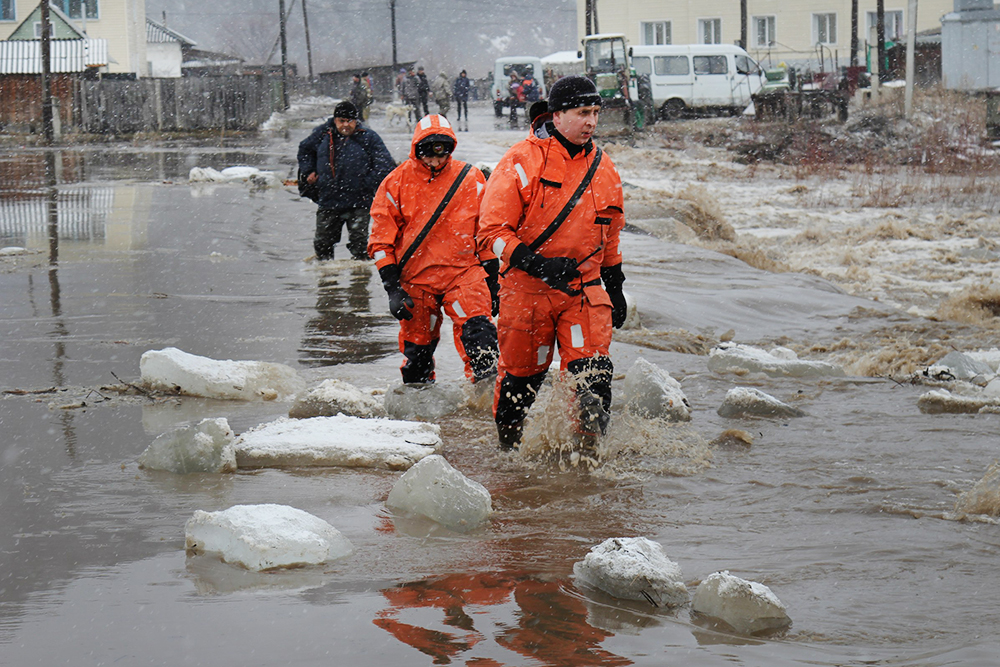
580, 33, 651, 133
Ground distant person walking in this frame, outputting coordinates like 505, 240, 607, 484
416, 66, 431, 117
297, 101, 396, 261
402, 68, 421, 123
368, 114, 498, 386
349, 73, 373, 122
432, 71, 451, 117
453, 70, 471, 131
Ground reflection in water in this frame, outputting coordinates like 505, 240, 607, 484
299, 264, 396, 366
375, 572, 632, 666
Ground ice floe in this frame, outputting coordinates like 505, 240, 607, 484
692, 571, 791, 634
917, 384, 1000, 414
623, 357, 691, 421
188, 166, 281, 188
233, 415, 441, 470
383, 381, 466, 421
920, 350, 997, 383
717, 387, 806, 419
386, 454, 492, 532
572, 537, 689, 607
138, 417, 236, 473
0, 246, 30, 256
289, 379, 387, 419
708, 342, 845, 378
140, 347, 304, 401
184, 504, 353, 571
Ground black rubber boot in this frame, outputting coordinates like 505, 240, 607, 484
497, 421, 523, 451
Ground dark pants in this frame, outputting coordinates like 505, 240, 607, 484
455, 98, 468, 120
315, 208, 369, 261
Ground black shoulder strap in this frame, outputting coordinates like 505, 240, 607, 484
398, 162, 474, 269
527, 146, 602, 252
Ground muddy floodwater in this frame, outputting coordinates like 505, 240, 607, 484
2, 108, 1000, 666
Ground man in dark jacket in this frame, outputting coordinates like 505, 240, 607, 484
297, 101, 396, 261
452, 70, 471, 131
416, 66, 430, 117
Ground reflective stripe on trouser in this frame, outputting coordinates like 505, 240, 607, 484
315, 208, 370, 260
493, 285, 613, 424
398, 275, 497, 383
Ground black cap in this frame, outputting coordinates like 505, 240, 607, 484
333, 101, 359, 120
547, 75, 602, 113
415, 133, 455, 158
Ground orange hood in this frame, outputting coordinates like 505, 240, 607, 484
408, 114, 459, 160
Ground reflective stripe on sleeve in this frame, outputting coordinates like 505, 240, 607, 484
492, 238, 506, 259
514, 163, 529, 189
452, 301, 466, 318
373, 250, 386, 260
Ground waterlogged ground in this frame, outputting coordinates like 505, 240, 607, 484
1, 101, 1000, 666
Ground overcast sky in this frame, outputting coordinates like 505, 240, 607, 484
145, 0, 577, 78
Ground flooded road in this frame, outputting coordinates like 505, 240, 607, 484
2, 103, 999, 666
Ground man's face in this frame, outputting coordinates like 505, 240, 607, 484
419, 155, 448, 171
334, 117, 357, 136
553, 105, 600, 145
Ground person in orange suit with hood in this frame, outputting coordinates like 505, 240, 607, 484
369, 114, 499, 385
477, 76, 629, 450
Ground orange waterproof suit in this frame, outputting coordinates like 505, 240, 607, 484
477, 122, 626, 443
369, 114, 498, 384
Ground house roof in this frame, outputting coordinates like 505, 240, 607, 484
146, 18, 197, 47
6, 3, 86, 40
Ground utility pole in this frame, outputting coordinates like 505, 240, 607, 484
390, 0, 398, 71
302, 0, 314, 81
851, 0, 859, 67
876, 0, 887, 83
740, 0, 747, 50
585, 0, 592, 36
278, 0, 289, 110
904, 0, 918, 117
592, 0, 599, 34
40, 0, 54, 144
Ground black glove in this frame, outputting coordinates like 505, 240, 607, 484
509, 244, 580, 295
482, 258, 500, 317
378, 264, 414, 321
601, 264, 628, 329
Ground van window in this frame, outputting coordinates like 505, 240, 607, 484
735, 55, 759, 75
503, 63, 535, 78
654, 55, 689, 76
693, 55, 727, 75
633, 56, 651, 77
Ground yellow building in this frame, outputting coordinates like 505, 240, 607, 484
577, 0, 953, 69
1, 0, 147, 77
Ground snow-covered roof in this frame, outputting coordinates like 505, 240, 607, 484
146, 18, 197, 46
541, 50, 583, 65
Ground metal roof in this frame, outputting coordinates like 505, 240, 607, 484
146, 18, 197, 47
0, 39, 108, 74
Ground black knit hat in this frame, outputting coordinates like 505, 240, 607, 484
333, 101, 359, 120
546, 75, 602, 112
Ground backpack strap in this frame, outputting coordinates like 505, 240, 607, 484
398, 163, 474, 270
526, 146, 603, 252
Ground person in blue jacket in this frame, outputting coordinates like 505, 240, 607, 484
297, 101, 396, 261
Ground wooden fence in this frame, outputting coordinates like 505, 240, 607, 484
0, 74, 286, 135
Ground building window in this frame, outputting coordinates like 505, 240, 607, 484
699, 18, 722, 45
1, 0, 14, 21
59, 0, 99, 20
813, 13, 837, 45
867, 10, 904, 41
33, 21, 56, 38
641, 20, 672, 45
753, 15, 776, 47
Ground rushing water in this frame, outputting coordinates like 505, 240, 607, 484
1, 104, 999, 666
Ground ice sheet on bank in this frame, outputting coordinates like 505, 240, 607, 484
289, 379, 387, 419
573, 537, 689, 607
386, 454, 492, 532
692, 570, 791, 635
140, 347, 305, 401
184, 504, 353, 571
708, 343, 845, 378
0, 246, 30, 256
717, 387, 806, 419
138, 417, 236, 473
383, 381, 466, 421
188, 166, 281, 188
623, 357, 691, 421
233, 415, 441, 470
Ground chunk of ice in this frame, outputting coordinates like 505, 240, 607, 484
289, 379, 386, 419
692, 571, 791, 634
234, 415, 441, 470
927, 351, 996, 382
623, 357, 691, 421
708, 343, 845, 378
717, 387, 805, 419
184, 504, 353, 571
386, 454, 492, 532
383, 382, 466, 421
140, 347, 305, 401
0, 246, 29, 256
572, 537, 689, 607
917, 388, 1000, 414
138, 417, 236, 473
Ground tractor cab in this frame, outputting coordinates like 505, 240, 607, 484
580, 33, 645, 130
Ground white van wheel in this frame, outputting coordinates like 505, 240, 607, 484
662, 99, 685, 120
